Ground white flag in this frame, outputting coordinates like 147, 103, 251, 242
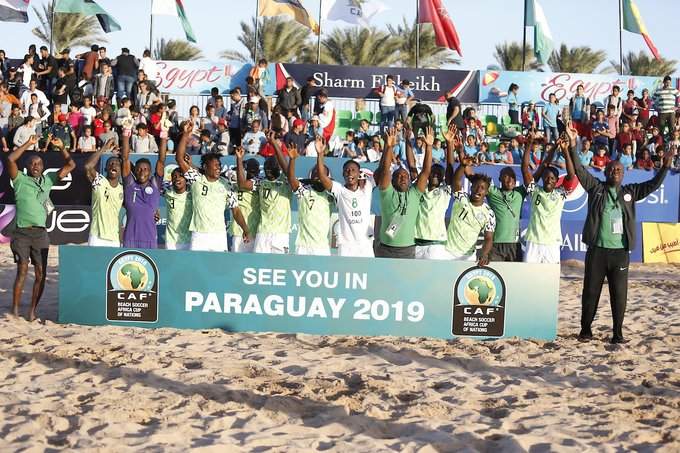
322, 0, 388, 27
151, 0, 177, 16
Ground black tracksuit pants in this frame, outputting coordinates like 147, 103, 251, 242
581, 246, 630, 339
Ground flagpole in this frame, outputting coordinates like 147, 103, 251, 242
415, 0, 420, 68
254, 0, 260, 63
149, 0, 154, 53
618, 0, 624, 74
49, 0, 57, 55
522, 0, 527, 71
316, 0, 322, 64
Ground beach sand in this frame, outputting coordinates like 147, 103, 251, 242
0, 245, 678, 452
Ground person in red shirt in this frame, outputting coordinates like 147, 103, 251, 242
149, 104, 165, 138
616, 122, 635, 156
591, 145, 610, 171
76, 45, 99, 81
622, 89, 639, 125
635, 149, 655, 170
259, 131, 288, 158
636, 88, 651, 127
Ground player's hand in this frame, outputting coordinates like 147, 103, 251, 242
234, 146, 245, 160
181, 120, 193, 136
104, 137, 116, 149
384, 127, 397, 148
314, 135, 325, 155
154, 210, 160, 223
288, 142, 299, 159
242, 231, 251, 243
267, 130, 278, 145
444, 124, 457, 143
424, 126, 435, 146
28, 135, 39, 146
461, 156, 473, 167
477, 254, 490, 267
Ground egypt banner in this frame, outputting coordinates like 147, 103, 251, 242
642, 222, 680, 263
276, 63, 479, 103
479, 70, 662, 105
58, 246, 560, 340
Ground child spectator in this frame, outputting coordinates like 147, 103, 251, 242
80, 96, 96, 127
618, 143, 634, 170
635, 149, 654, 170
131, 123, 158, 154
242, 119, 266, 155
578, 138, 593, 167
77, 125, 96, 152
591, 145, 610, 171
591, 110, 611, 153
463, 134, 478, 159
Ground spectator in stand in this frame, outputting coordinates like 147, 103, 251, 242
652, 146, 665, 169
36, 46, 58, 99
606, 105, 619, 155
0, 49, 8, 80
93, 62, 114, 101
214, 95, 227, 119
139, 49, 158, 82
463, 134, 478, 159
242, 119, 266, 155
476, 142, 491, 164
132, 123, 158, 154
507, 83, 520, 124
285, 118, 307, 152
76, 45, 99, 81
445, 91, 465, 130
270, 104, 289, 134
636, 88, 651, 127
494, 142, 513, 165
6, 104, 23, 145
604, 85, 623, 119
243, 93, 268, 131
621, 89, 638, 126
276, 77, 301, 117
396, 79, 414, 123
591, 109, 611, 151
569, 84, 590, 135
617, 143, 634, 170
635, 149, 654, 170
591, 145, 610, 171
653, 76, 679, 137
98, 120, 118, 150
80, 96, 96, 128
667, 129, 680, 151
631, 121, 645, 152
578, 138, 594, 167
529, 141, 543, 169
77, 125, 97, 152
17, 54, 35, 95
260, 130, 288, 158
249, 58, 268, 98
644, 125, 663, 153
228, 88, 246, 149
13, 117, 37, 150
314, 89, 335, 141
213, 118, 230, 155
135, 80, 159, 117
355, 118, 371, 141
47, 114, 74, 151
616, 122, 635, 157
26, 93, 49, 134
299, 77, 316, 121
465, 108, 485, 143
508, 137, 523, 164
542, 93, 560, 143
202, 103, 218, 136
522, 101, 539, 131
20, 79, 49, 112
111, 47, 138, 101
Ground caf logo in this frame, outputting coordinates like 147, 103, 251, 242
452, 266, 506, 337
106, 250, 159, 322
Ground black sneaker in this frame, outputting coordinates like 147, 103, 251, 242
578, 331, 593, 342
610, 336, 628, 344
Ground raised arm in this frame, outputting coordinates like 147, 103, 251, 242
521, 136, 534, 186
121, 127, 132, 177
563, 138, 575, 181
280, 141, 300, 192
533, 144, 554, 183
53, 138, 76, 180
7, 135, 38, 180
415, 126, 434, 193
630, 153, 671, 201
156, 136, 167, 178
84, 138, 115, 182
317, 149, 333, 191
174, 121, 193, 174
377, 128, 397, 190
452, 156, 470, 193
268, 131, 289, 176
234, 146, 255, 191
443, 125, 459, 185
565, 121, 598, 191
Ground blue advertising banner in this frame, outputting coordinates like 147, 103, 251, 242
58, 246, 560, 340
479, 70, 662, 106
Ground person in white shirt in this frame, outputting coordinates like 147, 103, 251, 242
138, 50, 159, 82
315, 89, 335, 142
20, 80, 49, 111
79, 97, 96, 126
131, 123, 159, 154
316, 145, 375, 257
26, 94, 50, 134
242, 120, 266, 154
13, 117, 38, 150
77, 125, 97, 152
378, 75, 397, 133
18, 54, 34, 90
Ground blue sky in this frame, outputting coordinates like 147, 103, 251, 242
1, 0, 678, 73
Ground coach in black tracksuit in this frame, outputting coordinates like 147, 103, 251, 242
568, 127, 671, 344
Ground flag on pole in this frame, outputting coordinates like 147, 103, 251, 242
418, 0, 462, 56
322, 0, 388, 27
258, 0, 319, 35
622, 0, 660, 60
0, 0, 30, 22
151, 0, 196, 43
54, 0, 121, 33
525, 0, 553, 64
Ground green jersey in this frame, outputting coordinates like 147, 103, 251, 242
12, 172, 58, 228
415, 185, 452, 242
229, 184, 260, 237
257, 176, 293, 234
295, 184, 335, 249
446, 191, 496, 257
379, 185, 423, 247
163, 186, 192, 246
90, 173, 123, 241
486, 185, 527, 244
184, 169, 238, 234
526, 182, 567, 245
595, 187, 627, 249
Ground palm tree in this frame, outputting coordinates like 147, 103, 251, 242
153, 38, 203, 61
548, 44, 607, 73
493, 42, 541, 71
32, 1, 106, 53
220, 16, 315, 63
611, 51, 677, 76
320, 27, 400, 66
387, 18, 459, 68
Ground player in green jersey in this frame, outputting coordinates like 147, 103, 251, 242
228, 158, 260, 253
237, 132, 293, 254
522, 131, 577, 264
273, 136, 335, 255
446, 135, 495, 264
413, 125, 455, 259
176, 122, 250, 252
162, 167, 192, 250
84, 138, 123, 247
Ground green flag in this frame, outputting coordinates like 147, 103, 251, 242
525, 0, 553, 65
54, 0, 121, 33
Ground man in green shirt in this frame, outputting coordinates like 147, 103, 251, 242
237, 133, 292, 254
84, 138, 123, 247
445, 137, 495, 264
227, 158, 260, 253
162, 168, 192, 250
485, 167, 526, 261
413, 125, 454, 260
7, 135, 75, 321
176, 122, 250, 252
375, 126, 432, 259
274, 136, 335, 255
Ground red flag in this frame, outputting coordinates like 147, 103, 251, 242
418, 0, 462, 56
